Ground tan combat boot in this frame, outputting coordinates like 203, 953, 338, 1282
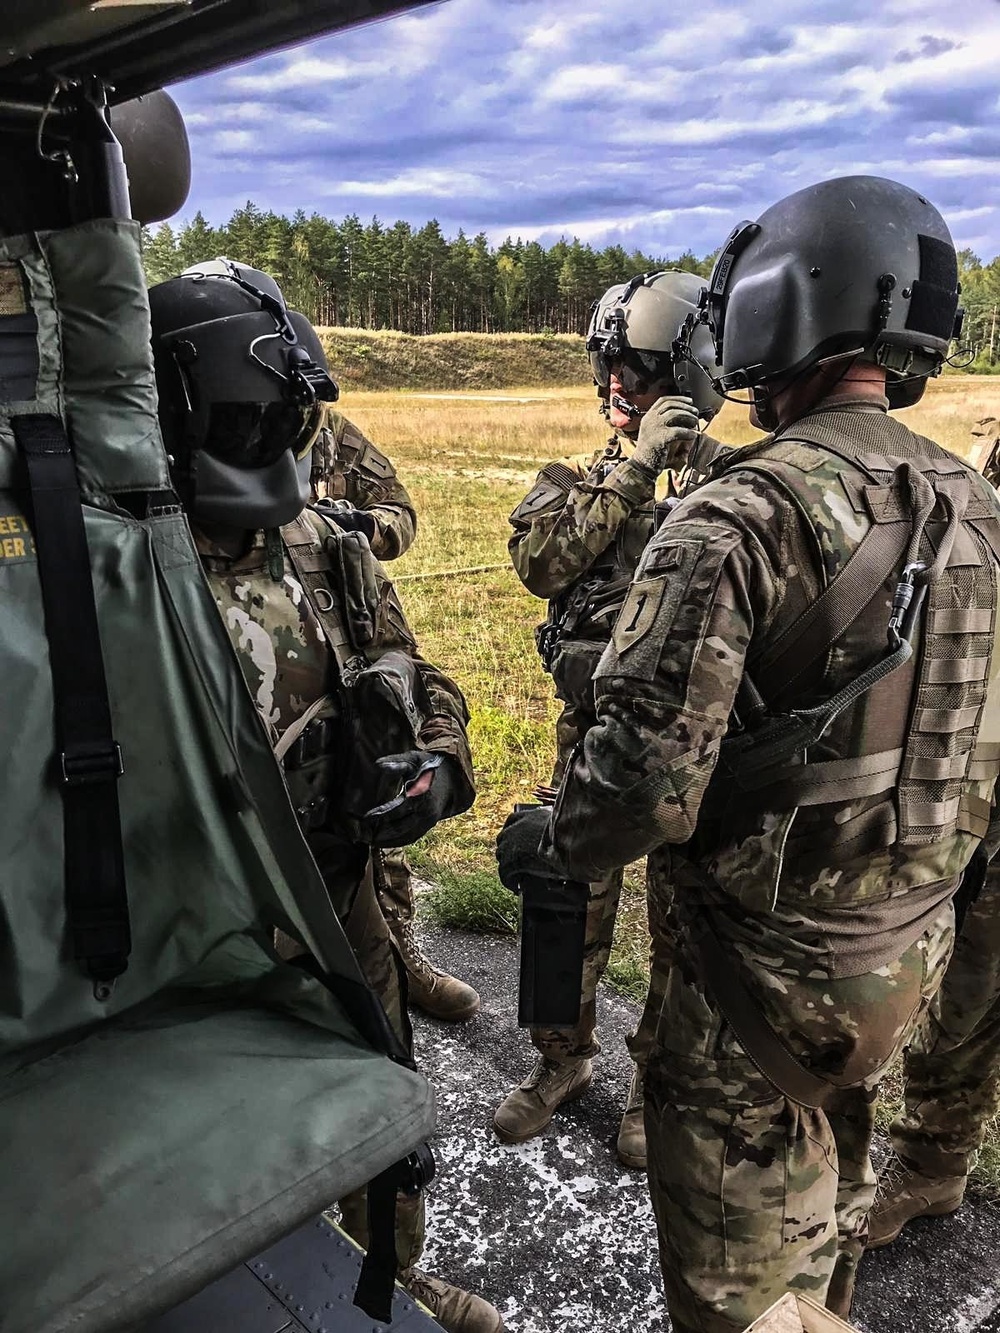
493, 1056, 593, 1143
866, 1154, 967, 1248
400, 1268, 505, 1332
616, 1066, 647, 1170
390, 917, 481, 1022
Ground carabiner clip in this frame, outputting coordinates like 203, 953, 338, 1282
888, 561, 927, 650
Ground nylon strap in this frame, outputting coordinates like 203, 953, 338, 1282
353, 1162, 404, 1321
354, 1145, 436, 1321
687, 914, 833, 1109
756, 509, 912, 689
12, 414, 129, 994
737, 747, 903, 809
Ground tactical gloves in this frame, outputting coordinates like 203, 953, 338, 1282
319, 501, 376, 543
495, 804, 561, 892
358, 750, 472, 846
630, 396, 701, 477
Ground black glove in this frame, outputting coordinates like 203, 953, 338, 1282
356, 751, 471, 846
495, 804, 560, 893
326, 506, 376, 542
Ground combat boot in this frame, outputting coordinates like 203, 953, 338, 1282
866, 1154, 967, 1248
390, 917, 481, 1022
400, 1268, 505, 1333
616, 1066, 647, 1170
493, 1056, 593, 1143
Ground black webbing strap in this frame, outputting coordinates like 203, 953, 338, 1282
354, 1145, 436, 1322
12, 414, 129, 996
687, 914, 834, 1110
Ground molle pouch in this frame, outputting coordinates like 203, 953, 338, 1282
549, 637, 606, 709
517, 871, 589, 1029
339, 649, 435, 822
335, 527, 380, 647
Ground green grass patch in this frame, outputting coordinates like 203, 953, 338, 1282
410, 851, 519, 935
319, 328, 587, 391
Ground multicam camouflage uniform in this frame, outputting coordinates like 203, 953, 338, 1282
888, 868, 1000, 1181
195, 507, 473, 1273
541, 397, 1000, 1333
309, 401, 417, 561
508, 433, 672, 1080
309, 405, 430, 988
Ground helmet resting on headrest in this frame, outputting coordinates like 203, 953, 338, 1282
149, 257, 338, 529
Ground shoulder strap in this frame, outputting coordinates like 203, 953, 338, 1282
12, 414, 129, 998
686, 912, 833, 1109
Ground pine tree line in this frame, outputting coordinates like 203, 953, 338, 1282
140, 203, 715, 335
141, 205, 1000, 366
958, 250, 1000, 370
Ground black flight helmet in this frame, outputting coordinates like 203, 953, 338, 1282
148, 257, 339, 529
586, 270, 723, 422
705, 175, 962, 410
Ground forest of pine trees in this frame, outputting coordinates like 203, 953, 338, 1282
140, 204, 714, 336
141, 204, 1000, 366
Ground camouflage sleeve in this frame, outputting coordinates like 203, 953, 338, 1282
540, 490, 781, 882
316, 408, 417, 561
379, 574, 475, 797
414, 655, 475, 798
508, 446, 656, 599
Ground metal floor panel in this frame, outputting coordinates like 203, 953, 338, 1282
145, 1218, 442, 1332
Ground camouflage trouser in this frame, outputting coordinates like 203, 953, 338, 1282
645, 903, 954, 1333
891, 878, 1000, 1178
373, 847, 416, 926
335, 855, 425, 1271
530, 703, 670, 1074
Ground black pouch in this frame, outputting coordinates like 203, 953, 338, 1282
517, 872, 589, 1028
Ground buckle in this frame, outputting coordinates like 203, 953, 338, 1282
59, 741, 124, 786
399, 1143, 436, 1196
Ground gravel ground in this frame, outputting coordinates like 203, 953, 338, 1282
413, 923, 1000, 1333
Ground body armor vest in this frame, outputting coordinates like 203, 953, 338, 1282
538, 444, 660, 709
707, 409, 1000, 858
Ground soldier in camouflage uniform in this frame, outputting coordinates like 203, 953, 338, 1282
497, 177, 1000, 1332
149, 259, 503, 1333
496, 272, 722, 1169
868, 414, 1000, 1247
309, 403, 482, 1023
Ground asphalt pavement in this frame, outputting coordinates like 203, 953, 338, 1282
409, 922, 1000, 1333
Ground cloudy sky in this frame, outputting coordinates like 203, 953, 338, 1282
170, 0, 1000, 262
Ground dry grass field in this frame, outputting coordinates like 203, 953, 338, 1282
346, 376, 1000, 1176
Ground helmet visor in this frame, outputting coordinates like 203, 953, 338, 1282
589, 344, 676, 395
203, 400, 313, 470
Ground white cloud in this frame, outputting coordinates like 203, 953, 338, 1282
169, 0, 1000, 261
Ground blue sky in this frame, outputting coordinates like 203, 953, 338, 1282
170, 0, 1000, 261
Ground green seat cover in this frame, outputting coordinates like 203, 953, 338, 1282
0, 220, 434, 1332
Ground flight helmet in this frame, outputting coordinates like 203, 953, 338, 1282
704, 175, 962, 409
586, 270, 723, 421
149, 257, 338, 529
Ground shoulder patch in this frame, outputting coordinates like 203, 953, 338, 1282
613, 577, 669, 654
356, 438, 395, 482
510, 478, 567, 522
601, 539, 703, 680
